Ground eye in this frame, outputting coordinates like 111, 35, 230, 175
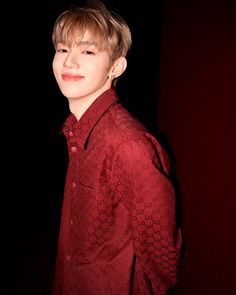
57, 48, 68, 53
82, 50, 95, 55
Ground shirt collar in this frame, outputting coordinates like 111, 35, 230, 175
62, 88, 118, 148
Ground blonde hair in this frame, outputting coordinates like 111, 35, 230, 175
52, 1, 132, 63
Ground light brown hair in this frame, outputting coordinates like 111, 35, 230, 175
52, 1, 132, 63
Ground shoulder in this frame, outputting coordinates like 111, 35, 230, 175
97, 103, 171, 174
112, 127, 171, 177
105, 103, 148, 141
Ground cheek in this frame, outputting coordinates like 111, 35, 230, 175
52, 58, 57, 73
52, 59, 60, 77
88, 56, 111, 73
91, 62, 111, 77
52, 54, 63, 69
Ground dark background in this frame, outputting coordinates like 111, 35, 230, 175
4, 0, 236, 294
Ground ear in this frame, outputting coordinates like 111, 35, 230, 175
109, 57, 127, 80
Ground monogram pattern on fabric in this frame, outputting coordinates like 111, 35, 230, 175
52, 88, 182, 295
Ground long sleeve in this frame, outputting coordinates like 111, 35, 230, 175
52, 90, 182, 295
111, 135, 182, 294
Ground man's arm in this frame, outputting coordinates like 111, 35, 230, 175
112, 136, 182, 294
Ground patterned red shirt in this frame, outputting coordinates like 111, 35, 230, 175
52, 88, 182, 295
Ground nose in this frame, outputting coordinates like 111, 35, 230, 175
64, 50, 79, 68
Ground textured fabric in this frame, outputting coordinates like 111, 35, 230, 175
52, 88, 182, 295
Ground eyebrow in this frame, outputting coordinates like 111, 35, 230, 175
78, 40, 97, 46
56, 40, 99, 49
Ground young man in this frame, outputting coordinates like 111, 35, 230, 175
51, 1, 182, 294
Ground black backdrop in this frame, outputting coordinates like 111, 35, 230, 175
4, 1, 164, 294
4, 1, 236, 294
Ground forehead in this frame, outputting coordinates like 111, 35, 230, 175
72, 30, 96, 44
58, 27, 106, 49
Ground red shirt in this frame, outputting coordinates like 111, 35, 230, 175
52, 88, 182, 295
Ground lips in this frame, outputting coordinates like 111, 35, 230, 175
62, 73, 84, 81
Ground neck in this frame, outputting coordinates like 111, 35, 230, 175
68, 85, 112, 121
68, 95, 96, 121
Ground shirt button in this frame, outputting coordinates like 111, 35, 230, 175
69, 131, 73, 137
71, 146, 77, 152
72, 182, 76, 188
70, 219, 74, 225
66, 255, 71, 262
